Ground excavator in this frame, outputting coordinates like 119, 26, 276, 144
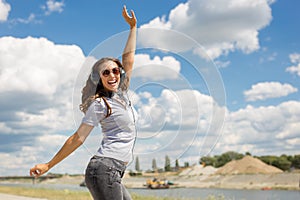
145, 178, 173, 189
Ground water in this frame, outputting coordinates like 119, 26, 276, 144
1, 183, 299, 200
128, 187, 300, 200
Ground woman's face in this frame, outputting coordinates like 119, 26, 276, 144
99, 61, 120, 92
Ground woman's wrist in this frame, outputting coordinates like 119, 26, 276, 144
46, 161, 53, 169
130, 25, 137, 30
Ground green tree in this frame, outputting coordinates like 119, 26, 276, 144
135, 156, 140, 171
175, 159, 180, 171
184, 162, 189, 168
152, 158, 157, 171
291, 154, 300, 169
164, 155, 171, 172
215, 151, 244, 168
273, 156, 292, 171
259, 155, 278, 166
200, 156, 216, 167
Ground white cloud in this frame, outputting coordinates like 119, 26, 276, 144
133, 98, 300, 168
0, 0, 10, 22
135, 89, 214, 132
133, 54, 181, 80
134, 90, 300, 165
286, 53, 300, 77
214, 60, 231, 68
133, 88, 226, 162
10, 13, 41, 25
138, 0, 272, 59
0, 36, 85, 134
289, 53, 300, 63
0, 36, 84, 95
217, 100, 300, 155
128, 88, 225, 169
244, 82, 298, 102
0, 36, 88, 175
42, 0, 65, 15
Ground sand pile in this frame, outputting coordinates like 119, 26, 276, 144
179, 165, 217, 176
215, 155, 283, 175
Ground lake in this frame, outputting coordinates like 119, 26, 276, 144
1, 183, 299, 200
129, 187, 300, 200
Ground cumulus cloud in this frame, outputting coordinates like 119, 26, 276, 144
244, 82, 298, 102
133, 54, 181, 80
133, 88, 300, 169
0, 35, 85, 138
132, 87, 226, 163
286, 53, 300, 77
138, 0, 272, 59
42, 0, 65, 15
135, 89, 213, 132
0, 36, 83, 95
0, 36, 87, 175
0, 0, 10, 22
217, 100, 300, 155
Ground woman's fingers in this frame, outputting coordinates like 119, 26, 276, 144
130, 10, 135, 19
122, 5, 137, 28
123, 5, 134, 19
30, 166, 40, 177
29, 164, 48, 177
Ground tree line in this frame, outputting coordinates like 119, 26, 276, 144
133, 152, 300, 173
200, 151, 300, 171
133, 155, 189, 174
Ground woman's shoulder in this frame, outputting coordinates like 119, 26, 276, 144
89, 97, 107, 110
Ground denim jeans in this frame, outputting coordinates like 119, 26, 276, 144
85, 156, 132, 200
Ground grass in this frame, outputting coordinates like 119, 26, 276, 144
0, 186, 188, 200
0, 186, 91, 200
0, 185, 226, 200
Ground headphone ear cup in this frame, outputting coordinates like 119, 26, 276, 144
120, 68, 126, 81
91, 71, 100, 85
119, 68, 126, 88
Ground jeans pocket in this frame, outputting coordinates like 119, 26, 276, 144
85, 158, 100, 188
108, 169, 122, 186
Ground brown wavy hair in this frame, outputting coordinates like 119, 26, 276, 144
80, 57, 128, 116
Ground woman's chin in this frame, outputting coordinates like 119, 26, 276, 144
106, 86, 119, 92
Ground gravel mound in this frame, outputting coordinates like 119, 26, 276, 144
179, 164, 217, 176
215, 155, 283, 175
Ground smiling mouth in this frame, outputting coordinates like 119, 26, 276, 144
108, 80, 117, 85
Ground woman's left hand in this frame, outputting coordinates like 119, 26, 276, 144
122, 5, 137, 29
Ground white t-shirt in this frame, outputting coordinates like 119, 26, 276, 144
82, 92, 137, 163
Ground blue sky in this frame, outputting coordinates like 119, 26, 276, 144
0, 0, 299, 176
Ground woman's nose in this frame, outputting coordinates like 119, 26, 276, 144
109, 72, 116, 78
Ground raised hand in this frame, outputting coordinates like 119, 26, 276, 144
122, 5, 137, 29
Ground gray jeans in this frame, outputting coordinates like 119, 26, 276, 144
85, 156, 132, 200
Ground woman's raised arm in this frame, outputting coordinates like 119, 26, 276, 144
122, 5, 137, 85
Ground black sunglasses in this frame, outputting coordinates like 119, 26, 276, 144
102, 67, 121, 77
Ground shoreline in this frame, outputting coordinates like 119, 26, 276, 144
1, 172, 299, 191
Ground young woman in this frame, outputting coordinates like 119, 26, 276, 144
30, 5, 137, 200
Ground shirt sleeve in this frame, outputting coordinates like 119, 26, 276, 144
81, 99, 106, 126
